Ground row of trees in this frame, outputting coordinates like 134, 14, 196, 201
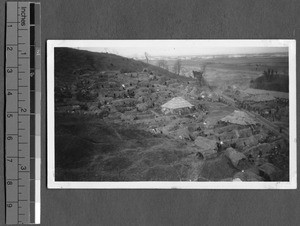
262, 68, 279, 81
145, 51, 182, 75
156, 59, 182, 75
145, 53, 208, 81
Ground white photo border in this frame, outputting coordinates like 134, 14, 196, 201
47, 40, 297, 189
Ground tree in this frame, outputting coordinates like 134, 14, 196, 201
157, 60, 168, 70
173, 59, 182, 75
145, 52, 150, 64
193, 64, 207, 86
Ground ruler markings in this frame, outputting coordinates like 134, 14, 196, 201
6, 2, 41, 224
17, 2, 20, 223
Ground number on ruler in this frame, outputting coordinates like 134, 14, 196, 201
7, 46, 14, 51
7, 113, 13, 118
20, 108, 27, 112
7, 68, 13, 73
7, 136, 13, 140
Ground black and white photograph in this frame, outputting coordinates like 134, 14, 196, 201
47, 40, 296, 189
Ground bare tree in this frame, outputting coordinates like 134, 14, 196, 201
145, 52, 150, 64
157, 60, 168, 70
193, 64, 208, 86
173, 59, 182, 75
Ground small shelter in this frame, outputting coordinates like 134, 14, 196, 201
161, 97, 194, 115
194, 136, 218, 158
225, 147, 247, 168
258, 163, 281, 181
220, 110, 257, 125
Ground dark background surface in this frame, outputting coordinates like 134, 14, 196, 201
0, 0, 299, 225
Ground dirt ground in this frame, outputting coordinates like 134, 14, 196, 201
54, 50, 289, 182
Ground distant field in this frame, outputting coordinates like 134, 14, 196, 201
193, 56, 288, 90
151, 55, 289, 90
242, 88, 289, 99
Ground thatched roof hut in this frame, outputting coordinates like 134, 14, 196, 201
225, 147, 247, 168
220, 110, 257, 125
162, 97, 194, 109
194, 136, 217, 158
161, 97, 194, 115
258, 163, 281, 181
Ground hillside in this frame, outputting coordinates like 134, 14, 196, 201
55, 47, 181, 82
53, 48, 289, 182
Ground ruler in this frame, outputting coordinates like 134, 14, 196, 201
5, 2, 41, 224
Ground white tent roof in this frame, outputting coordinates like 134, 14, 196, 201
225, 147, 246, 167
194, 136, 217, 151
161, 97, 194, 109
220, 110, 257, 125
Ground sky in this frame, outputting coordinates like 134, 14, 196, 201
68, 40, 289, 58
80, 46, 288, 58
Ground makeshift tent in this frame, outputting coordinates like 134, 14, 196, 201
174, 128, 192, 140
225, 147, 247, 168
243, 143, 272, 157
259, 163, 281, 181
194, 136, 217, 158
161, 97, 194, 114
220, 110, 257, 125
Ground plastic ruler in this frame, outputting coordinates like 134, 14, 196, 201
5, 2, 41, 224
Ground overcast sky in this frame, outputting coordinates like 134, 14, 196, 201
57, 40, 288, 58
80, 46, 288, 58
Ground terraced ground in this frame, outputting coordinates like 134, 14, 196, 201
55, 115, 202, 181
55, 94, 289, 182
54, 48, 289, 182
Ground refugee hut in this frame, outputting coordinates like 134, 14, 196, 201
194, 136, 217, 158
220, 110, 257, 125
258, 163, 281, 181
225, 147, 247, 168
161, 97, 194, 115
